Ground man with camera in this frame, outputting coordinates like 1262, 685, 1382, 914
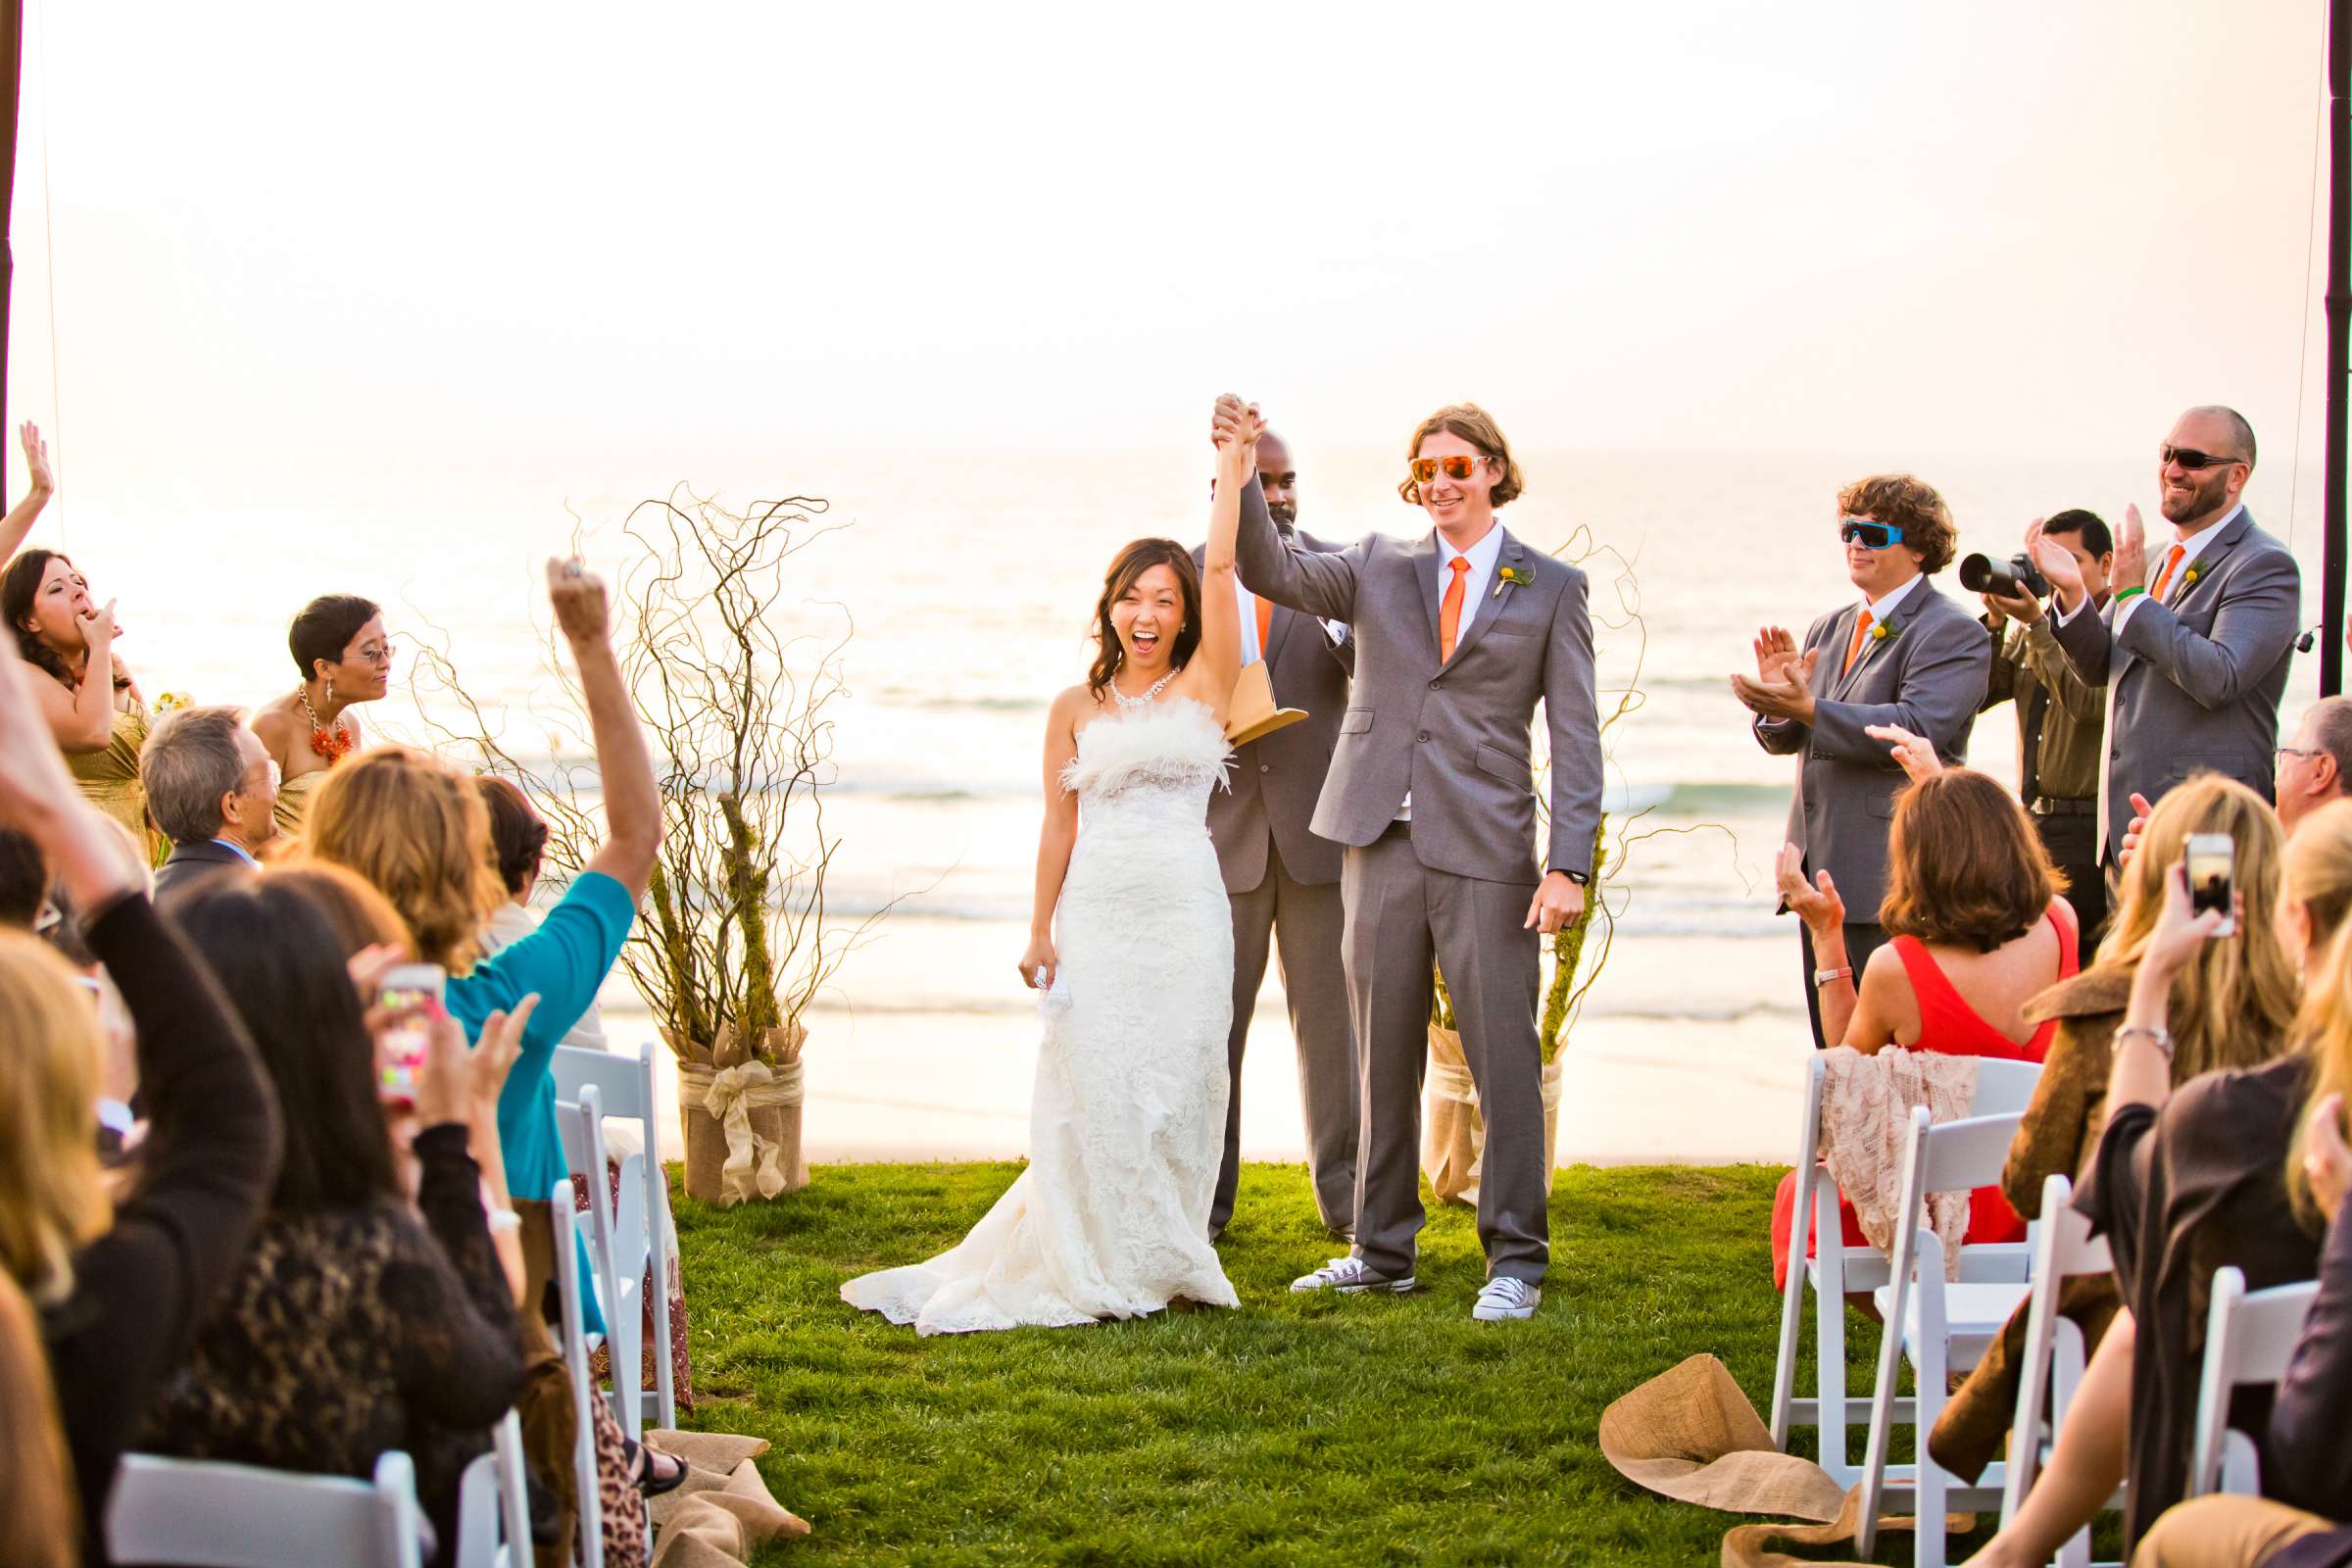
1971, 510, 2113, 936
2037, 406, 2302, 872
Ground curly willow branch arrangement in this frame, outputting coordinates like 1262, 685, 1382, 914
1432, 527, 1747, 1060
406, 484, 903, 1067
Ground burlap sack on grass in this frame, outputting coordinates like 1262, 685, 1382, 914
646, 1430, 809, 1567
1600, 1354, 1973, 1567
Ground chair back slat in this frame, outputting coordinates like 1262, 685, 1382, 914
109, 1450, 425, 1568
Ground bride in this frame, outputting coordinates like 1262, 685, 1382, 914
841, 408, 1262, 1334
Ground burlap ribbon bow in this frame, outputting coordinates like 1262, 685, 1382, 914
680, 1058, 806, 1204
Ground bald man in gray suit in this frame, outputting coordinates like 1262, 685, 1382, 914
1194, 429, 1358, 1241
1221, 395, 1602, 1324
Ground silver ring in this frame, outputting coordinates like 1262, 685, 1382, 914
562, 559, 584, 578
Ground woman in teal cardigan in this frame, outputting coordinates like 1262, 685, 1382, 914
298, 557, 669, 1552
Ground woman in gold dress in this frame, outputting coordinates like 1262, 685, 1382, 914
250, 595, 393, 838
1, 549, 152, 847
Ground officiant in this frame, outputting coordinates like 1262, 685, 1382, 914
1198, 428, 1359, 1242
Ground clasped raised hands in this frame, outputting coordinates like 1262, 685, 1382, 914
1730, 625, 1817, 724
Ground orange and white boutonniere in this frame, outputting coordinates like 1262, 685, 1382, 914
1493, 564, 1534, 600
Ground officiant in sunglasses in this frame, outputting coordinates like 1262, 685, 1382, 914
1734, 476, 1990, 1048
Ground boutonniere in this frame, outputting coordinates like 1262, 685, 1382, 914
2180, 565, 2202, 590
1870, 620, 1896, 644
1493, 564, 1533, 600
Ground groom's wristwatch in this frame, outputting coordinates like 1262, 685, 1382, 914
1558, 868, 1589, 885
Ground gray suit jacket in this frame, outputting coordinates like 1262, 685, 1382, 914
1194, 535, 1353, 892
1755, 578, 1989, 923
1234, 477, 1602, 886
2049, 506, 2300, 863
151, 838, 255, 906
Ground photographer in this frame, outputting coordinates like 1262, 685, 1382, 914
1977, 509, 2113, 937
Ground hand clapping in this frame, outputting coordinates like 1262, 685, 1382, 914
1730, 630, 1818, 725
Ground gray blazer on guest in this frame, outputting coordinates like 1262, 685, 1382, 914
2048, 507, 2301, 864
1194, 536, 1353, 893
1234, 477, 1602, 886
1755, 579, 1990, 923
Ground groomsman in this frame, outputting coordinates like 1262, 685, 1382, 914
2040, 407, 2301, 868
1734, 475, 1989, 1048
1197, 429, 1358, 1241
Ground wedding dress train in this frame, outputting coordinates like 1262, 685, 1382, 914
841, 699, 1241, 1334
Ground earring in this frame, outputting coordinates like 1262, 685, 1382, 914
326, 675, 336, 704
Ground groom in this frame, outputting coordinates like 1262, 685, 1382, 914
1216, 395, 1602, 1322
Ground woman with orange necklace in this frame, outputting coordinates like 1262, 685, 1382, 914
250, 595, 394, 838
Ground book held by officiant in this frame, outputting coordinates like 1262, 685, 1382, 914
1224, 660, 1307, 747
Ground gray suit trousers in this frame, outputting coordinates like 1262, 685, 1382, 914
1209, 842, 1357, 1239
1346, 832, 1547, 1285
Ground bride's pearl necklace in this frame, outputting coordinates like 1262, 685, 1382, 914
1112, 670, 1178, 711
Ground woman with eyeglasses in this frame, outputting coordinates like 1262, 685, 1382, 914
251, 594, 395, 838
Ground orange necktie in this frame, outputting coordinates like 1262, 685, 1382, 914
1253, 593, 1274, 661
1439, 557, 1471, 661
2150, 543, 2185, 602
1841, 610, 1875, 676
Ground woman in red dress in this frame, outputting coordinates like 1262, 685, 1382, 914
1773, 765, 2079, 1286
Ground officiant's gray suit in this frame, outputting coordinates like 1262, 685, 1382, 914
1193, 535, 1358, 1239
1235, 478, 1601, 1285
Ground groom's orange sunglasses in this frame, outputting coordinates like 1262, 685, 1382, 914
1407, 455, 1489, 484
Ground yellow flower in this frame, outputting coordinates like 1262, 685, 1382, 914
153, 691, 196, 714
1870, 621, 1891, 642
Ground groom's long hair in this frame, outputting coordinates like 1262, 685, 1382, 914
1087, 538, 1201, 701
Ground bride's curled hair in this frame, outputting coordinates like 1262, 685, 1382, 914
1087, 539, 1201, 701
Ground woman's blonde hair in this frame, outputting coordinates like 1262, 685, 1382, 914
2283, 803, 2352, 1223
2093, 774, 2298, 1080
0, 932, 111, 1300
299, 748, 503, 973
0, 1270, 75, 1568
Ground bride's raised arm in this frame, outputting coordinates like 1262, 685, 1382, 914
1187, 402, 1258, 725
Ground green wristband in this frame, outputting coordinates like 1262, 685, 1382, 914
2114, 587, 2146, 602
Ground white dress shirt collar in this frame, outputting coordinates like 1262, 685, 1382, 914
1862, 571, 1926, 625
2164, 502, 2242, 579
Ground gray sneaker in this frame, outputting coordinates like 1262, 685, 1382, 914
1290, 1255, 1414, 1295
1472, 1276, 1542, 1321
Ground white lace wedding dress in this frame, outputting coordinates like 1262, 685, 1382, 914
841, 698, 1242, 1334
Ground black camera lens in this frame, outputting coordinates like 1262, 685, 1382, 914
1959, 553, 2018, 596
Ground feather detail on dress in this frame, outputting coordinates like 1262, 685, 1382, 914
1060, 699, 1233, 799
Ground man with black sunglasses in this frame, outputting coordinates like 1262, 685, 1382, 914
2038, 407, 2301, 871
1733, 474, 1989, 1049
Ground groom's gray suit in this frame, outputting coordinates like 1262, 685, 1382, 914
1235, 478, 1602, 1284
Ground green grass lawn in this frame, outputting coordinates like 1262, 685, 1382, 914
668, 1160, 1969, 1566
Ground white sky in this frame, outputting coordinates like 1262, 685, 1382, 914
5, 1, 2338, 478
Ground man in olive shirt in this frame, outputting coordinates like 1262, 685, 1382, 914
1980, 509, 2112, 937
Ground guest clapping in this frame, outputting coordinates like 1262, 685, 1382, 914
140, 706, 278, 902
1771, 769, 2077, 1288
1736, 474, 1990, 1047
0, 633, 280, 1560
251, 594, 392, 837
2, 546, 154, 848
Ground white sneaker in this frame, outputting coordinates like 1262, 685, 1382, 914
1290, 1255, 1414, 1295
1472, 1276, 1542, 1321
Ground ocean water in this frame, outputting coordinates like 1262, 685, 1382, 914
60, 442, 2336, 1162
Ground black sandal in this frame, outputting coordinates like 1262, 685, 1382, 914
623, 1438, 689, 1497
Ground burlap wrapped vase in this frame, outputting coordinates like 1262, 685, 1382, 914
1422, 1024, 1566, 1207
670, 1024, 808, 1205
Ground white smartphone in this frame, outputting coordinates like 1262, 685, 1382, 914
375, 962, 447, 1103
2184, 833, 2236, 937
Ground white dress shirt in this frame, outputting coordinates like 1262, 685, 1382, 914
1399, 521, 1510, 821
1854, 572, 1925, 646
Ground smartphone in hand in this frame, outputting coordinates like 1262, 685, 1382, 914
2185, 833, 2236, 938
375, 963, 448, 1105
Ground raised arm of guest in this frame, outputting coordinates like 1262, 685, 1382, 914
2266, 1126, 2352, 1512
552, 561, 662, 904
0, 422, 56, 564
0, 636, 282, 1553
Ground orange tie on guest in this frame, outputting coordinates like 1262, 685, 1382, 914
1841, 610, 1875, 677
1254, 593, 1274, 662
1438, 556, 1470, 662
2150, 542, 2186, 601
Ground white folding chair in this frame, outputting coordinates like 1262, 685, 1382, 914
450, 1410, 537, 1568
551, 1179, 608, 1568
1771, 1054, 2042, 1483
553, 1040, 676, 1431
2187, 1267, 2322, 1499
1999, 1173, 2122, 1568
557, 1087, 645, 1444
108, 1448, 425, 1568
1857, 1103, 2034, 1565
